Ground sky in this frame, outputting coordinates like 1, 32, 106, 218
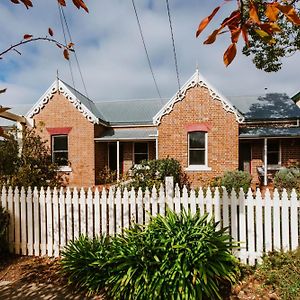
0, 0, 300, 107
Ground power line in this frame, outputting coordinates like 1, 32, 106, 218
165, 0, 181, 91
60, 6, 90, 100
57, 3, 76, 92
131, 0, 162, 100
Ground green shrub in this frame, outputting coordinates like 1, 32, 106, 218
0, 207, 9, 257
211, 170, 252, 194
60, 235, 111, 294
61, 211, 238, 299
98, 166, 116, 184
128, 158, 190, 191
106, 211, 238, 300
274, 167, 300, 194
255, 249, 300, 300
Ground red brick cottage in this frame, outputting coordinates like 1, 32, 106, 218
23, 70, 300, 187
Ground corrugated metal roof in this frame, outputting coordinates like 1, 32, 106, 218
240, 126, 300, 138
95, 99, 168, 125
228, 93, 300, 121
61, 81, 167, 125
61, 81, 107, 123
95, 127, 157, 141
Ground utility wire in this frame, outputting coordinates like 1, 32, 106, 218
131, 0, 162, 100
60, 6, 90, 100
165, 0, 181, 91
57, 3, 76, 92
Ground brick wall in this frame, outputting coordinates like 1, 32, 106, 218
33, 92, 103, 187
158, 86, 239, 186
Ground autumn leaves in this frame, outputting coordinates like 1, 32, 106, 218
196, 0, 300, 67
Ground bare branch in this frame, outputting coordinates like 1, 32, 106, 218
0, 37, 67, 58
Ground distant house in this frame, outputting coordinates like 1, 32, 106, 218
11, 70, 300, 187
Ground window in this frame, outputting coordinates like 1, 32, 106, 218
188, 131, 207, 166
134, 142, 148, 164
52, 135, 68, 166
267, 140, 280, 165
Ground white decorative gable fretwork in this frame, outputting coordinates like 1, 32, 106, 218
27, 80, 99, 124
153, 70, 244, 125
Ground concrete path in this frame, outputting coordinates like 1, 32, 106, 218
0, 280, 104, 300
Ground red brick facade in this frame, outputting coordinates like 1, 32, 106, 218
158, 86, 239, 186
33, 92, 103, 187
29, 81, 300, 188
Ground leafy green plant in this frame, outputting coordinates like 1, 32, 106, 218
0, 127, 62, 188
274, 167, 300, 195
105, 210, 238, 300
127, 158, 190, 191
61, 211, 238, 299
255, 249, 300, 300
60, 235, 111, 295
211, 170, 252, 194
98, 166, 116, 184
0, 207, 10, 257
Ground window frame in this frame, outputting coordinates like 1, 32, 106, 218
133, 142, 149, 165
51, 134, 69, 167
266, 139, 281, 166
186, 131, 211, 171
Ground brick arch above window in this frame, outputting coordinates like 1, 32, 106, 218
185, 123, 211, 133
46, 127, 72, 135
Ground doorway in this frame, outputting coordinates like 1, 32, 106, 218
108, 142, 124, 173
239, 143, 252, 173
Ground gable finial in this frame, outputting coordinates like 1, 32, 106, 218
56, 69, 60, 93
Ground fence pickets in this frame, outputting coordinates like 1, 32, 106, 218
1, 185, 300, 265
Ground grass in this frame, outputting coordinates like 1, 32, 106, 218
254, 249, 300, 300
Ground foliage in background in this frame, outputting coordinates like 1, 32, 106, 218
255, 249, 300, 300
196, 0, 300, 67
61, 210, 238, 299
127, 158, 190, 191
211, 170, 252, 194
243, 6, 300, 72
0, 207, 10, 257
98, 166, 117, 185
0, 127, 62, 188
274, 167, 300, 194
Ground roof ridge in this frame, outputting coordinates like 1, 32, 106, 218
95, 98, 169, 104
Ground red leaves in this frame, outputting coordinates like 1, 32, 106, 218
23, 34, 33, 40
277, 4, 300, 25
72, 0, 89, 13
196, 6, 221, 37
10, 0, 88, 12
196, 0, 300, 67
223, 43, 236, 67
63, 49, 69, 60
48, 28, 54, 37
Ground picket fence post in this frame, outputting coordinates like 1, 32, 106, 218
1, 184, 299, 263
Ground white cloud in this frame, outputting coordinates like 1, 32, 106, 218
0, 0, 300, 107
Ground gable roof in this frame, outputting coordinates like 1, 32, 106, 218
95, 99, 168, 125
228, 93, 300, 121
27, 80, 106, 125
153, 70, 244, 125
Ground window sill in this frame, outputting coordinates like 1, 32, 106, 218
185, 165, 212, 172
58, 166, 72, 172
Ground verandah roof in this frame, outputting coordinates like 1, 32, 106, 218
95, 128, 157, 141
240, 126, 300, 138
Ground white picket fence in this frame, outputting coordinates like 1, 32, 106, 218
1, 185, 300, 265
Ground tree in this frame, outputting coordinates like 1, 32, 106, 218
196, 0, 300, 69
1, 0, 88, 61
0, 127, 62, 188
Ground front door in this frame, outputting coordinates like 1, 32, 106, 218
239, 143, 252, 173
108, 143, 124, 173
